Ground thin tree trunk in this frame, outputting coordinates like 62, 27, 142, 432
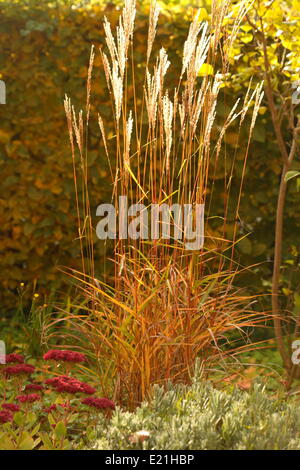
272, 165, 291, 370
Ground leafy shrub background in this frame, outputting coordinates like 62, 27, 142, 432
95, 377, 300, 450
1, 0, 299, 311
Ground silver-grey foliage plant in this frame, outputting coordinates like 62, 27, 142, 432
94, 375, 300, 450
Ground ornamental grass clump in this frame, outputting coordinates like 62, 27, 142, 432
53, 0, 267, 408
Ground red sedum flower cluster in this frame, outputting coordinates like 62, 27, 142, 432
45, 375, 96, 395
2, 403, 20, 412
25, 383, 44, 392
5, 354, 25, 364
3, 364, 35, 377
43, 350, 86, 363
16, 393, 40, 404
81, 397, 115, 410
0, 349, 116, 432
0, 410, 13, 423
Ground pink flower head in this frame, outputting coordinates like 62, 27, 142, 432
45, 376, 62, 387
79, 383, 96, 395
1, 403, 20, 412
45, 375, 95, 395
3, 364, 35, 377
25, 383, 44, 392
5, 354, 25, 364
0, 410, 13, 423
43, 350, 86, 363
55, 382, 81, 394
81, 397, 115, 410
16, 393, 40, 404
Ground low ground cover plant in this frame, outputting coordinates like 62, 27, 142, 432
95, 373, 300, 450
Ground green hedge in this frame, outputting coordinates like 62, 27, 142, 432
0, 0, 299, 310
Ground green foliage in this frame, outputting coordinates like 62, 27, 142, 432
224, 0, 300, 295
0, 411, 41, 450
95, 377, 300, 450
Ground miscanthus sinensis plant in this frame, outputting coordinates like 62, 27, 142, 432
95, 372, 300, 450
58, 0, 267, 407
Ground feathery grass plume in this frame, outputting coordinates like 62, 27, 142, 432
72, 108, 83, 157
147, 1, 160, 63
64, 96, 86, 276
98, 114, 109, 158
125, 110, 133, 173
122, 0, 136, 46
215, 94, 241, 157
202, 75, 221, 153
240, 77, 255, 123
103, 15, 126, 125
181, 10, 203, 79
101, 52, 112, 92
162, 91, 173, 173
222, 0, 254, 72
190, 22, 210, 86
86, 45, 95, 123
103, 17, 117, 64
112, 65, 123, 125
60, 0, 267, 407
210, 0, 231, 56
145, 48, 170, 130
250, 82, 265, 132
145, 69, 159, 129
190, 82, 209, 137
157, 48, 170, 89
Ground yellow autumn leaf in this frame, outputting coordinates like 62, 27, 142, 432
197, 8, 208, 22
258, 106, 267, 115
198, 63, 214, 77
240, 33, 253, 44
241, 25, 252, 32
282, 39, 293, 50
222, 17, 232, 26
